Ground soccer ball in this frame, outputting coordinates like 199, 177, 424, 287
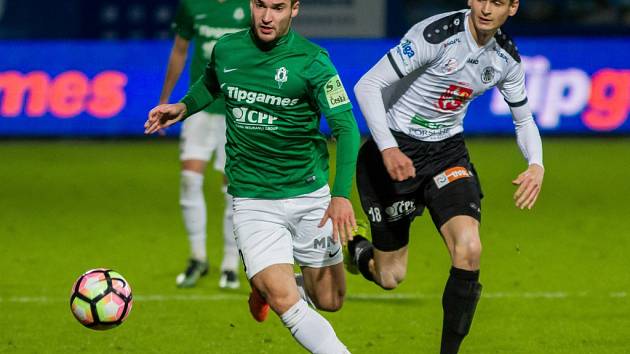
70, 268, 133, 330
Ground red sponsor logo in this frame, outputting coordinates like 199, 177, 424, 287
437, 84, 473, 111
0, 70, 127, 119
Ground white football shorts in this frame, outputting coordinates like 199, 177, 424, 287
179, 111, 226, 172
233, 185, 343, 279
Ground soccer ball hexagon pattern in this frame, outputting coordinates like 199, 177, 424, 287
70, 268, 133, 330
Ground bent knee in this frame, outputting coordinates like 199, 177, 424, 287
311, 291, 345, 312
376, 269, 406, 290
453, 241, 482, 268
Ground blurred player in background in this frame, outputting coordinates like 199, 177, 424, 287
159, 0, 249, 289
349, 0, 544, 353
147, 0, 359, 352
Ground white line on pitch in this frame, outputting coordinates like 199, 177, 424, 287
0, 291, 627, 304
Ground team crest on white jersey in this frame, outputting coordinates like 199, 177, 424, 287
275, 67, 288, 88
233, 7, 245, 21
481, 66, 495, 84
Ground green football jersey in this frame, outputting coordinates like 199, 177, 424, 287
172, 0, 249, 114
182, 29, 359, 199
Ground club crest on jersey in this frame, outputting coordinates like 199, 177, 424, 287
233, 7, 245, 21
481, 66, 495, 84
275, 67, 288, 88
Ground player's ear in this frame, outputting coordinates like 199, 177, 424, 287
291, 0, 300, 18
467, 0, 473, 8
508, 0, 519, 16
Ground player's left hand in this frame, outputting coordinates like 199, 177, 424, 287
512, 163, 544, 210
319, 197, 357, 246
144, 103, 187, 135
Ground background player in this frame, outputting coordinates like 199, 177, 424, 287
159, 0, 249, 288
146, 0, 360, 352
348, 1, 544, 353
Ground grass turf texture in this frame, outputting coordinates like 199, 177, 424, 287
1, 138, 629, 353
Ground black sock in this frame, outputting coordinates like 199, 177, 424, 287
356, 245, 374, 281
350, 236, 374, 281
441, 267, 482, 354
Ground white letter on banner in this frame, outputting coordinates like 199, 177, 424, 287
538, 69, 591, 128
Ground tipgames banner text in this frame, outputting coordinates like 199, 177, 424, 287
0, 38, 628, 136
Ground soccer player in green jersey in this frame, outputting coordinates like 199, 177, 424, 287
146, 1, 359, 352
158, 0, 249, 289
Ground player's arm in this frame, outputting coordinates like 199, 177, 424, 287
354, 57, 415, 181
145, 54, 221, 134
321, 108, 361, 245
499, 64, 544, 210
160, 0, 195, 104
306, 52, 360, 244
354, 24, 437, 182
159, 35, 190, 104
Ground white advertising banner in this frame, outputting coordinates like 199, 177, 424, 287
293, 0, 386, 38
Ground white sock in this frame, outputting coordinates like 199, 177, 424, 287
295, 273, 315, 308
220, 192, 239, 271
281, 300, 349, 354
180, 170, 206, 262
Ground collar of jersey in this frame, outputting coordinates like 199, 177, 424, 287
249, 28, 295, 51
463, 9, 496, 51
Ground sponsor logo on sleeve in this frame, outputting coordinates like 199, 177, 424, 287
395, 39, 417, 70
324, 75, 350, 109
400, 40, 416, 58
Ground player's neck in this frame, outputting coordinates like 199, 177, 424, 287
250, 27, 293, 51
467, 16, 496, 47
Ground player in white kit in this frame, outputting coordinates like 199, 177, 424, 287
347, 1, 544, 353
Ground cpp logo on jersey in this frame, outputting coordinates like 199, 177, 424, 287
275, 67, 288, 88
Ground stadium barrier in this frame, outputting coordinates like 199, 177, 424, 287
0, 38, 628, 137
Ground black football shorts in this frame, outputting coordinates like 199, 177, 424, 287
356, 132, 483, 251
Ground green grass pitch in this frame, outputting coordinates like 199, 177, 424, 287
1, 138, 629, 353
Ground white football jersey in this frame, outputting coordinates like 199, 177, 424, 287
385, 10, 527, 142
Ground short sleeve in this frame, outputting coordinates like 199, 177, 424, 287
171, 1, 194, 40
304, 51, 353, 117
387, 23, 440, 78
498, 62, 528, 106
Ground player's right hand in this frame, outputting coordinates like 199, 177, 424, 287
144, 103, 187, 135
382, 147, 416, 182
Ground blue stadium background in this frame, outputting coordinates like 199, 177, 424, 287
1, 0, 629, 137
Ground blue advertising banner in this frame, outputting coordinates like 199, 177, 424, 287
1, 38, 629, 137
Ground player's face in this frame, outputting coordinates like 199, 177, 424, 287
468, 0, 519, 34
250, 0, 299, 43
